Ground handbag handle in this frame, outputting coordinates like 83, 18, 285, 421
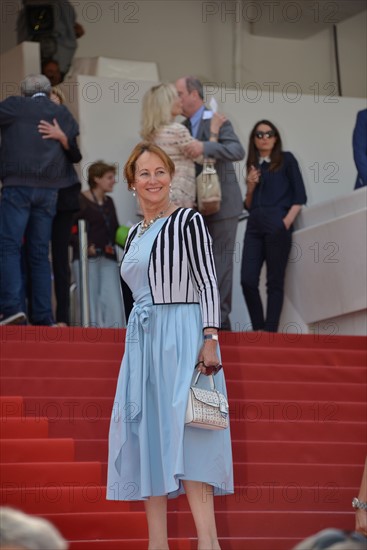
193, 371, 215, 390
195, 360, 222, 376
202, 160, 217, 174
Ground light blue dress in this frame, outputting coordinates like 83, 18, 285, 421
107, 217, 233, 500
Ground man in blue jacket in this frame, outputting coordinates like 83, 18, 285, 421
353, 109, 367, 189
0, 74, 80, 326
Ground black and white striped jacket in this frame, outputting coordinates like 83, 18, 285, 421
122, 208, 220, 328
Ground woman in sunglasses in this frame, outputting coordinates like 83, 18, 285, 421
241, 120, 307, 332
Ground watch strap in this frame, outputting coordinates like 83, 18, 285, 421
203, 334, 219, 341
352, 497, 367, 510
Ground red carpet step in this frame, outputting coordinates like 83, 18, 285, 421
2, 395, 365, 423
0, 484, 359, 514
0, 439, 75, 462
43, 509, 355, 539
0, 326, 366, 550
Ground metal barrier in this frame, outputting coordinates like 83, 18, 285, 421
78, 219, 90, 327
69, 282, 77, 326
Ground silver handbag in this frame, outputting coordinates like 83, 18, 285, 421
185, 371, 229, 430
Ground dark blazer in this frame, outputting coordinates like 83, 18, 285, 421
56, 137, 82, 211
353, 109, 367, 189
184, 110, 245, 221
0, 95, 80, 189
248, 152, 307, 212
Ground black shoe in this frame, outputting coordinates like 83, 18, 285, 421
0, 312, 27, 326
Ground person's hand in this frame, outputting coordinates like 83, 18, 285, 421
283, 218, 291, 230
88, 244, 97, 256
38, 119, 67, 146
210, 112, 227, 135
184, 140, 204, 159
246, 165, 260, 193
196, 340, 221, 376
74, 22, 85, 38
356, 508, 367, 536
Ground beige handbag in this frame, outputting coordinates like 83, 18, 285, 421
196, 160, 222, 216
185, 371, 229, 430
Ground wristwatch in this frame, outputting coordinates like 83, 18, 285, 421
352, 497, 367, 510
203, 334, 219, 341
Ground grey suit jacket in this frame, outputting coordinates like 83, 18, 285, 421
185, 110, 245, 221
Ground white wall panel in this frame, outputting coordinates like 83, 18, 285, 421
64, 75, 365, 333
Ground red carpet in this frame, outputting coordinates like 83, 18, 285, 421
0, 326, 366, 549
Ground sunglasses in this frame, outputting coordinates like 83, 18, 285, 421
255, 130, 276, 139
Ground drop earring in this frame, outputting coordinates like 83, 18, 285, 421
131, 186, 136, 197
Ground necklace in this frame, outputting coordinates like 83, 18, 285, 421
90, 189, 105, 205
138, 202, 172, 237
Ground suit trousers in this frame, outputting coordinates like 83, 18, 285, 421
205, 216, 239, 331
240, 209, 292, 332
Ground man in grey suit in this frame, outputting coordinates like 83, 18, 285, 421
175, 76, 245, 330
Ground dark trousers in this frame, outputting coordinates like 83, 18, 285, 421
205, 216, 239, 331
240, 209, 292, 332
0, 186, 57, 325
51, 210, 74, 324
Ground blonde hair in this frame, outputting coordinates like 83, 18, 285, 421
0, 506, 68, 550
51, 86, 66, 104
140, 83, 178, 141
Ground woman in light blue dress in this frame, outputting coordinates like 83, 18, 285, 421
107, 143, 233, 550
